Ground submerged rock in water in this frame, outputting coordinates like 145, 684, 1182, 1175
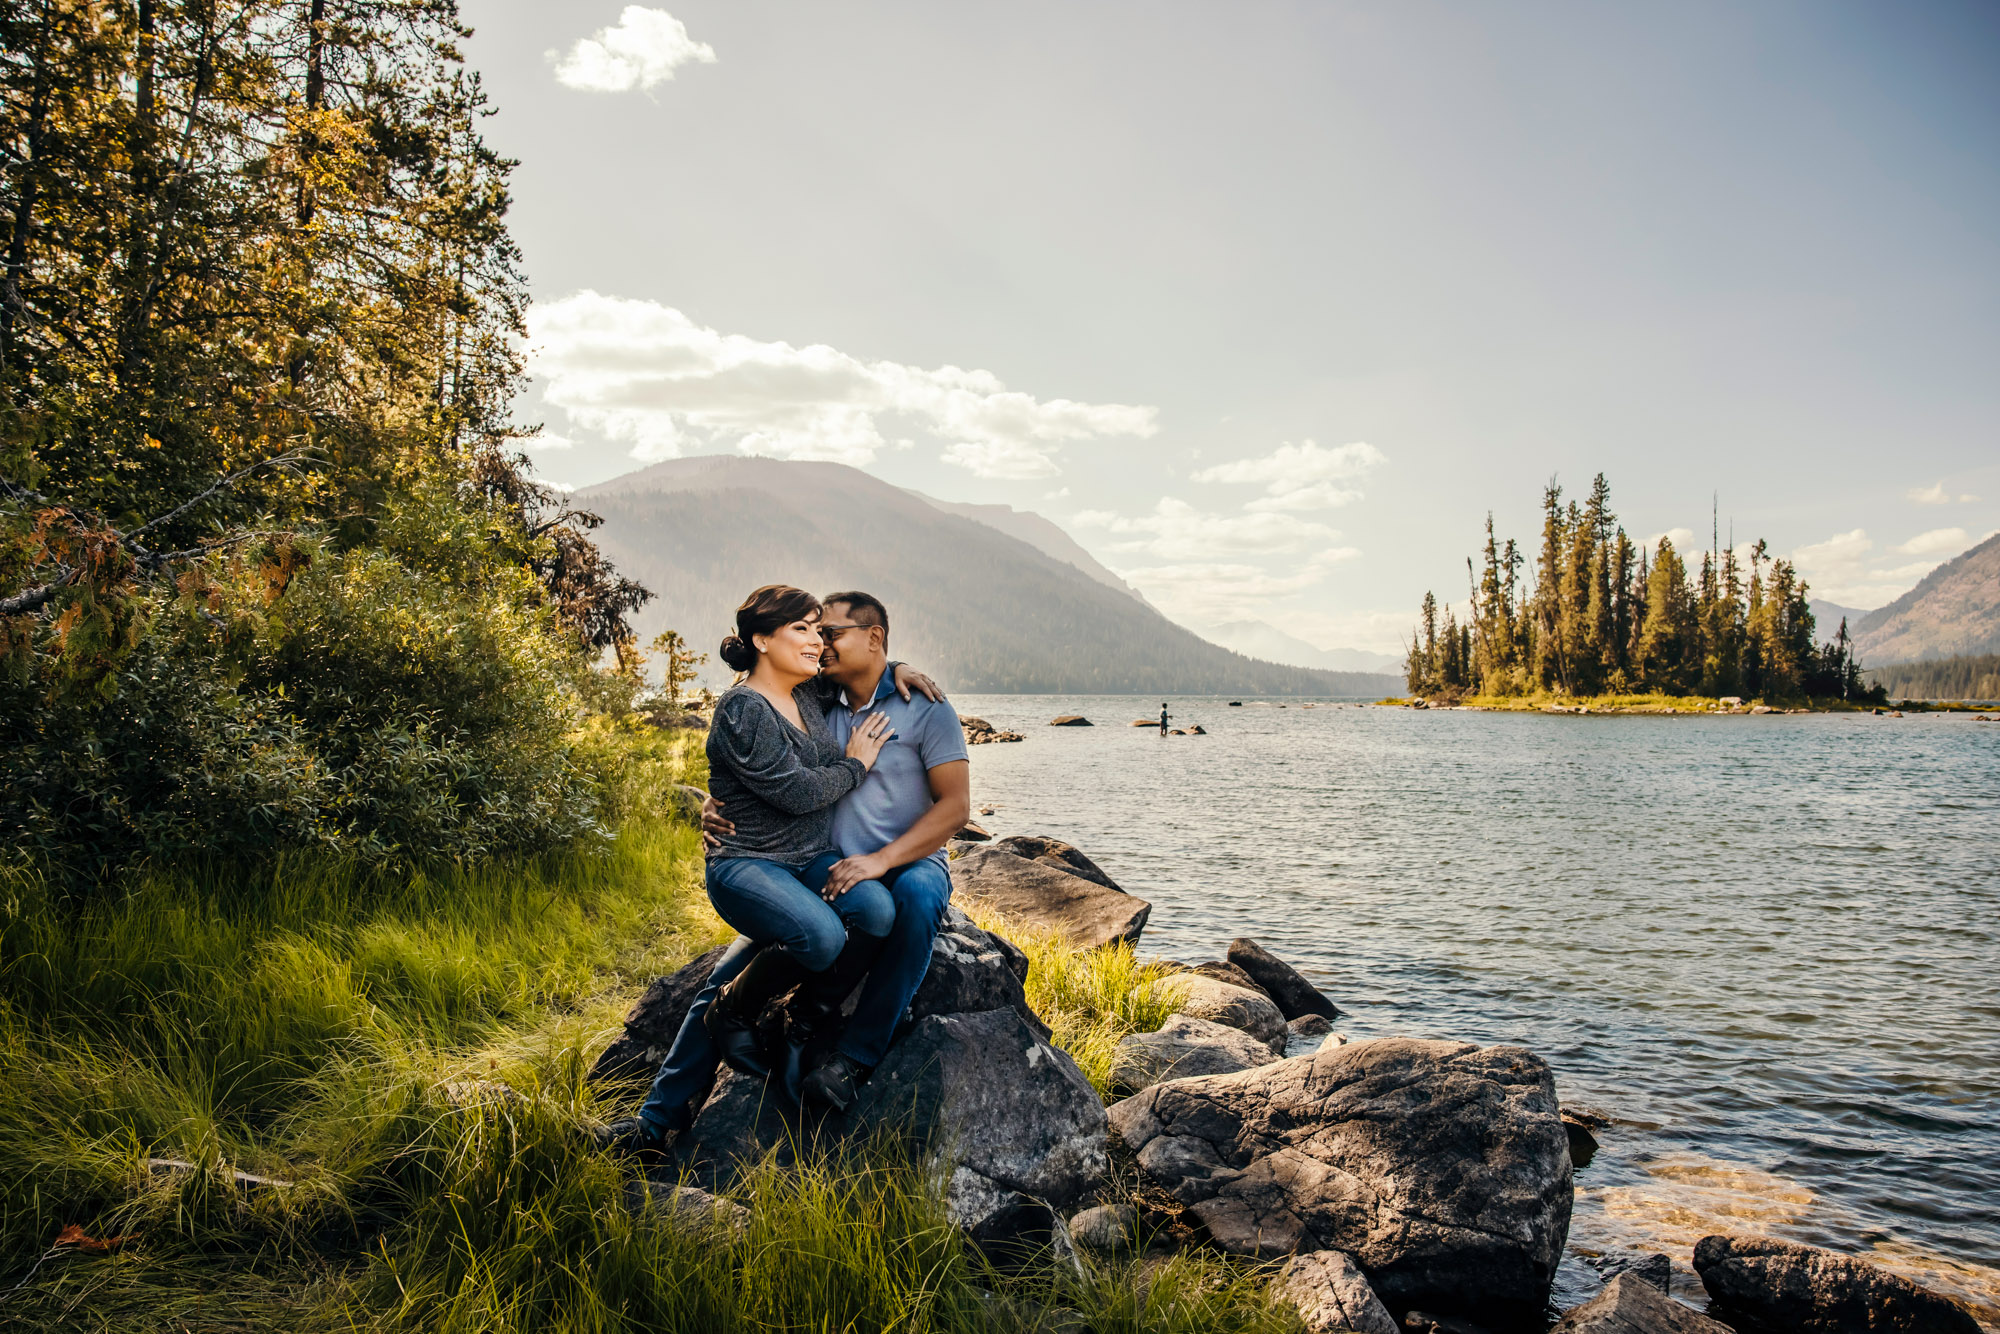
1271, 1249, 1398, 1334
1108, 1037, 1572, 1320
950, 845, 1150, 948
1049, 715, 1092, 726
1550, 1271, 1730, 1333
1692, 1234, 1981, 1334
1110, 1013, 1282, 1094
1228, 936, 1338, 1020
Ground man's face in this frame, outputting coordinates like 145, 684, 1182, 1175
816, 602, 887, 685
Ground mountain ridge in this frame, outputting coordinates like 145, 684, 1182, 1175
1850, 531, 2000, 663
576, 457, 1400, 696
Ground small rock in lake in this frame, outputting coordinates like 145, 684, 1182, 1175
1692, 1233, 1981, 1334
957, 821, 992, 842
1402, 1312, 1493, 1334
1550, 1272, 1727, 1333
1580, 1250, 1672, 1293
1560, 1108, 1601, 1167
1049, 715, 1093, 726
1228, 936, 1339, 1020
1288, 1013, 1333, 1038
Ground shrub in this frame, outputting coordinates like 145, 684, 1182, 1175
1, 538, 603, 880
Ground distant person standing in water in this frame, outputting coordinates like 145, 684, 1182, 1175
1159, 702, 1171, 736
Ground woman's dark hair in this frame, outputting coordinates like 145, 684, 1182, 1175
719, 584, 821, 672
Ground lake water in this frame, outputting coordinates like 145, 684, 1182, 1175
952, 696, 2000, 1325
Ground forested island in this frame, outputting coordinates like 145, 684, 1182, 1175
1404, 476, 1882, 705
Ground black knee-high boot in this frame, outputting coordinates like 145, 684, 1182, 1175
704, 945, 808, 1080
778, 933, 885, 1104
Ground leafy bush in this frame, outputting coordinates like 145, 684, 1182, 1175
1, 537, 605, 880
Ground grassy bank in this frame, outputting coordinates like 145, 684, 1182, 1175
0, 729, 1300, 1333
1380, 691, 1885, 713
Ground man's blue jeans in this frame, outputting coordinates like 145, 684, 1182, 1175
837, 857, 953, 1068
636, 851, 891, 1132
636, 854, 950, 1131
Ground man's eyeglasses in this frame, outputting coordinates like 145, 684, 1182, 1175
817, 623, 870, 644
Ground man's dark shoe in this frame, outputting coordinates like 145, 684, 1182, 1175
704, 946, 806, 1080
800, 1052, 871, 1112
776, 934, 884, 1102
592, 1117, 672, 1170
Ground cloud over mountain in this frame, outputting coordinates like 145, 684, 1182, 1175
527, 292, 1156, 478
1190, 439, 1383, 512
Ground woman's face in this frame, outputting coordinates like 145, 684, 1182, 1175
753, 612, 824, 678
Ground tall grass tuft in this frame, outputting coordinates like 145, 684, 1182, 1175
0, 755, 1302, 1332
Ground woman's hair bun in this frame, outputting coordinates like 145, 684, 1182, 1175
718, 633, 757, 672
721, 585, 820, 675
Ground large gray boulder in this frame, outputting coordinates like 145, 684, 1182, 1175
1228, 937, 1338, 1020
949, 845, 1150, 948
1107, 1037, 1572, 1321
1110, 1013, 1281, 1094
678, 1008, 1107, 1249
989, 835, 1124, 892
589, 942, 732, 1084
1271, 1249, 1398, 1334
1154, 973, 1287, 1047
1692, 1234, 1981, 1334
1550, 1273, 1730, 1333
909, 905, 1046, 1037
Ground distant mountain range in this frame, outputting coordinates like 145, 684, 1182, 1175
1850, 531, 2000, 664
1201, 620, 1404, 674
577, 456, 1402, 696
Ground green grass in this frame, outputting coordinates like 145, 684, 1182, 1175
0, 731, 1302, 1333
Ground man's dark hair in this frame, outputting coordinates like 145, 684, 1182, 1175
823, 590, 889, 647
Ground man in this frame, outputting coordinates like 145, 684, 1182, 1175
597, 591, 968, 1161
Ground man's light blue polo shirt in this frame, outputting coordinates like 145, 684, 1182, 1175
827, 669, 968, 869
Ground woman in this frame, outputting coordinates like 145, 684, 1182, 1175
698, 584, 896, 1084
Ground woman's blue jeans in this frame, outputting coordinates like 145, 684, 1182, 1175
705, 851, 894, 972
634, 852, 893, 1133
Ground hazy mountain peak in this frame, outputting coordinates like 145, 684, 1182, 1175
575, 456, 1399, 695
1852, 530, 2000, 663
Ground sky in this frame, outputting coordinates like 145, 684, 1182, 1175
460, 0, 2000, 652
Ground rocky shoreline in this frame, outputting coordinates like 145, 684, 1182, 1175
591, 830, 1985, 1334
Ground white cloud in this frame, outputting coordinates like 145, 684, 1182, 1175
526, 431, 575, 451
1111, 549, 1361, 622
1641, 527, 1696, 557
527, 291, 1157, 476
1789, 527, 1972, 607
1072, 497, 1337, 559
1907, 481, 1979, 505
1190, 439, 1384, 511
1894, 527, 1970, 557
550, 7, 716, 92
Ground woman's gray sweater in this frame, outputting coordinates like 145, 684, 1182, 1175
704, 683, 865, 865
